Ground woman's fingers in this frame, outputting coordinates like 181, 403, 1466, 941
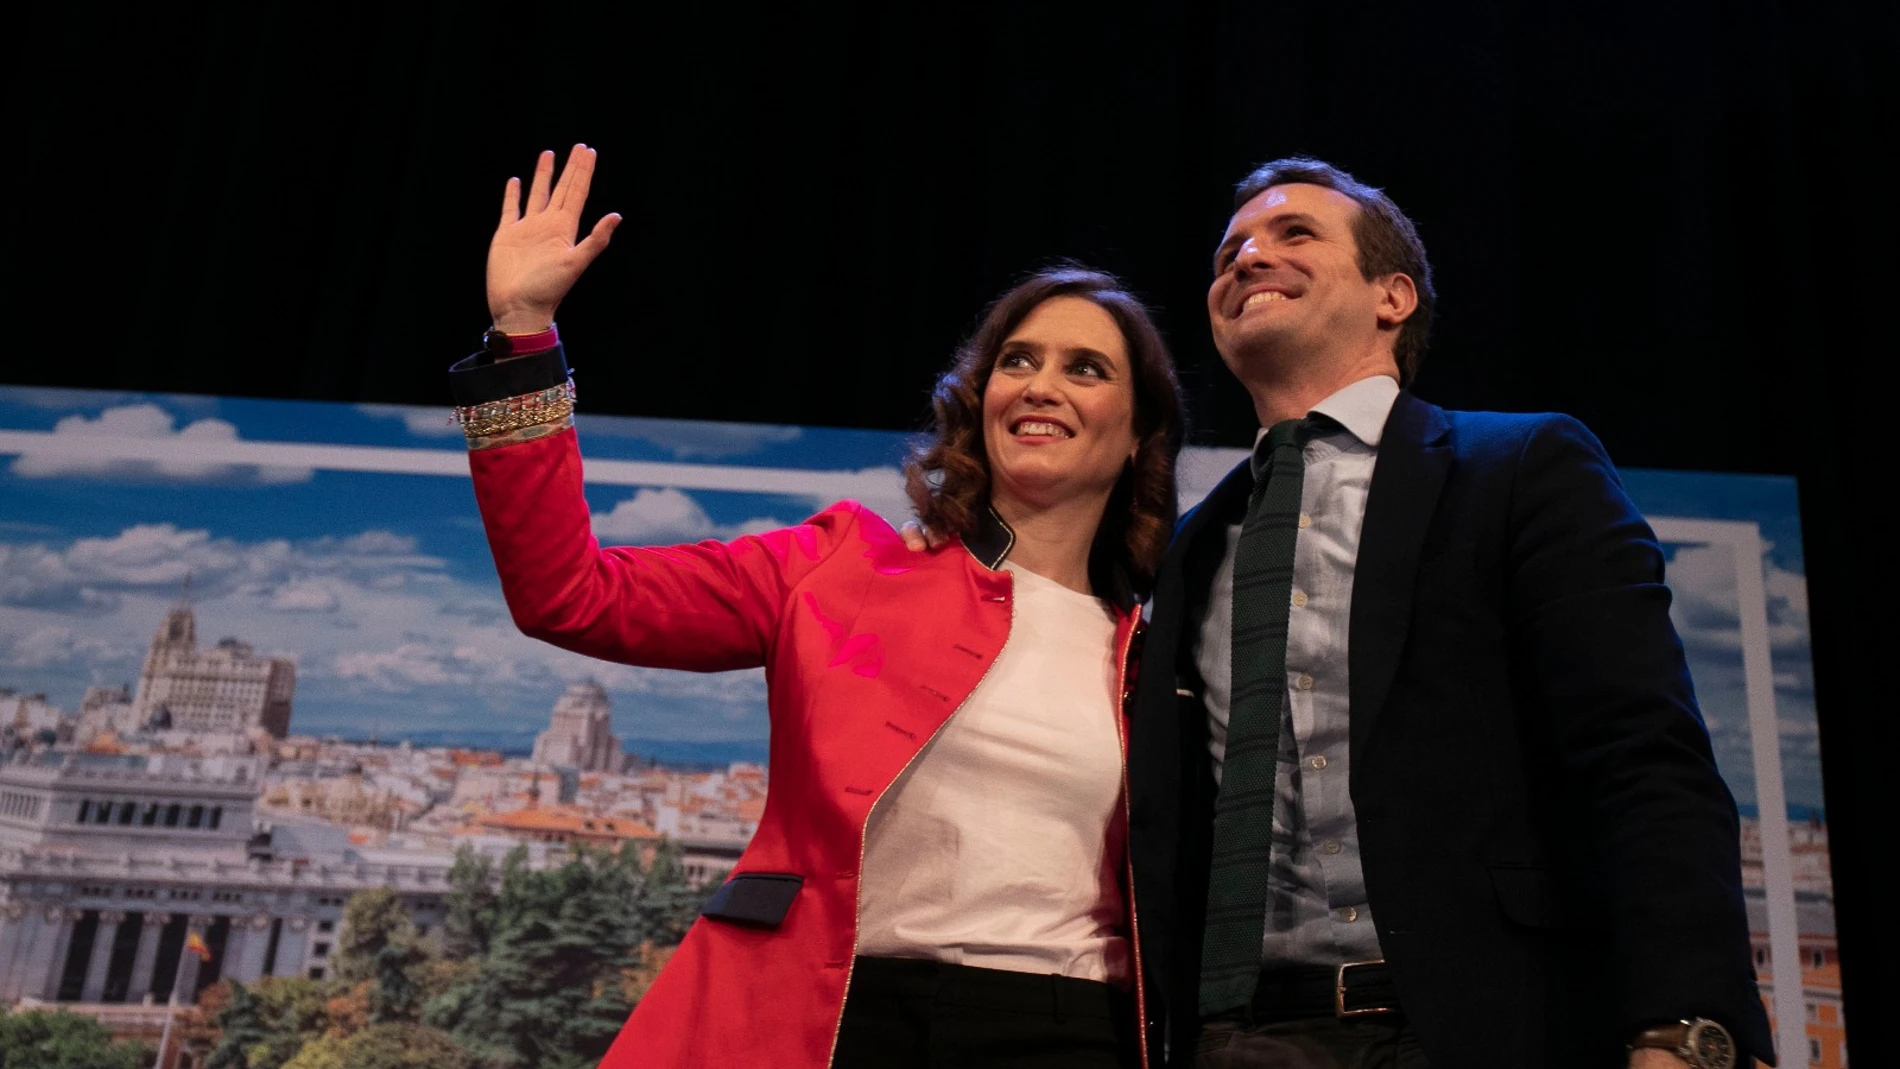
572, 211, 622, 268
551, 143, 594, 212
527, 149, 556, 212
498, 175, 521, 227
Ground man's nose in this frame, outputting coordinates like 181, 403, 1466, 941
1234, 236, 1274, 273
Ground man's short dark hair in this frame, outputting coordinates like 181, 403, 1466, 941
1233, 158, 1436, 384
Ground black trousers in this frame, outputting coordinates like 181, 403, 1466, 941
1195, 1017, 1432, 1069
832, 956, 1142, 1069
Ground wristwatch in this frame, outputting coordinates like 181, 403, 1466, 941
1629, 1018, 1736, 1069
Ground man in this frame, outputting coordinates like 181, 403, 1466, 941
1123, 159, 1773, 1069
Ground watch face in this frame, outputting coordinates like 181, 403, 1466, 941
1685, 1019, 1736, 1069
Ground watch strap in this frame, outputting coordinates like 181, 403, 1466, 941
1630, 1022, 1692, 1051
1629, 1019, 1736, 1069
482, 323, 560, 360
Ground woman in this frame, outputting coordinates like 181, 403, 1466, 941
450, 145, 1185, 1069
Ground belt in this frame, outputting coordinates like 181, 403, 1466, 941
1246, 959, 1400, 1022
849, 956, 1132, 1021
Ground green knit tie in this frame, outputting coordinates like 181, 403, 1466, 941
1199, 417, 1311, 1017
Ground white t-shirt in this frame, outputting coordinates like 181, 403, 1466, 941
856, 562, 1130, 984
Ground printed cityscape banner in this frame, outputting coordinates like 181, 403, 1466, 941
0, 386, 1835, 1067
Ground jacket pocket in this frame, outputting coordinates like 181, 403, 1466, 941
700, 872, 805, 928
1488, 865, 1554, 928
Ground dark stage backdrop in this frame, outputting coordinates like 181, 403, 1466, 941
8, 1, 1896, 1062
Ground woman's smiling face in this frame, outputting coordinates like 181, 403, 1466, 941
981, 295, 1139, 512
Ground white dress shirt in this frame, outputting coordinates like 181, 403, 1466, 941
1193, 374, 1400, 967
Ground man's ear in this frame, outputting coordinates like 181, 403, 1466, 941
1375, 273, 1418, 329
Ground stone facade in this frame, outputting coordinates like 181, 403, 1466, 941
530, 680, 621, 773
133, 605, 295, 738
0, 753, 450, 1006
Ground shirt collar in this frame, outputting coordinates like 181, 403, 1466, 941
961, 503, 1016, 571
1250, 374, 1402, 463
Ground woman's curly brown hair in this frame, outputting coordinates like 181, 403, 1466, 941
904, 265, 1186, 604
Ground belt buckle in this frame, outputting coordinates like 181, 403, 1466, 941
1333, 958, 1390, 1019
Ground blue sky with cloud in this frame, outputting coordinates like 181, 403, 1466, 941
0, 386, 1823, 810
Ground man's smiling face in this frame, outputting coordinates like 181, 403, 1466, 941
1207, 182, 1396, 380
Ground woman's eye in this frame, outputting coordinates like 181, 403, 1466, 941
998, 351, 1033, 370
1070, 360, 1106, 379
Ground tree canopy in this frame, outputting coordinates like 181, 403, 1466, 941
0, 1009, 150, 1069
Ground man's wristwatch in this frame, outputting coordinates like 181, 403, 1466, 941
1629, 1018, 1736, 1069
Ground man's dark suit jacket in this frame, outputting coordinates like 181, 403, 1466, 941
1127, 391, 1774, 1068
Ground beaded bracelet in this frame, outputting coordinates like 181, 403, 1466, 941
452, 378, 578, 445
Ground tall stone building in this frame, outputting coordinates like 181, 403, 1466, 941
133, 605, 295, 738
0, 752, 451, 1007
530, 680, 621, 773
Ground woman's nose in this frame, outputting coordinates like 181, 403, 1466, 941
1021, 367, 1063, 403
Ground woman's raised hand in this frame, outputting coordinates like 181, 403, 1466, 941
486, 144, 622, 334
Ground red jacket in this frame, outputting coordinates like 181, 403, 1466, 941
468, 427, 1147, 1068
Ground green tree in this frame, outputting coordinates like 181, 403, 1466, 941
0, 1008, 149, 1069
202, 981, 273, 1069
628, 839, 705, 948
332, 887, 433, 1023
333, 888, 417, 983
275, 1034, 346, 1069
201, 976, 344, 1069
426, 845, 643, 1069
280, 1024, 469, 1069
440, 846, 498, 960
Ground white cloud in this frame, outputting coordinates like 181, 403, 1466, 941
355, 403, 463, 438
334, 642, 485, 690
0, 525, 450, 616
592, 488, 787, 545
9, 404, 313, 483
1664, 542, 1812, 658
0, 625, 117, 670
1, 519, 773, 746
267, 581, 341, 613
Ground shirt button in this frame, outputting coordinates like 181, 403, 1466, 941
1322, 839, 1341, 855
1296, 674, 1315, 691
1308, 755, 1328, 771
1338, 906, 1359, 923
1298, 513, 1312, 529
1291, 591, 1308, 608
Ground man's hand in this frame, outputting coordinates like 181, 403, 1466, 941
487, 144, 621, 333
898, 522, 946, 552
1628, 1048, 1693, 1069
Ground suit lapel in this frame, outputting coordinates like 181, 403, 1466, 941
1349, 392, 1452, 758
1170, 459, 1254, 660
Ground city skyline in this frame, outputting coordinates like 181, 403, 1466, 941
0, 385, 1823, 811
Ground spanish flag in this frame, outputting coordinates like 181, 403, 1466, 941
184, 931, 212, 963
